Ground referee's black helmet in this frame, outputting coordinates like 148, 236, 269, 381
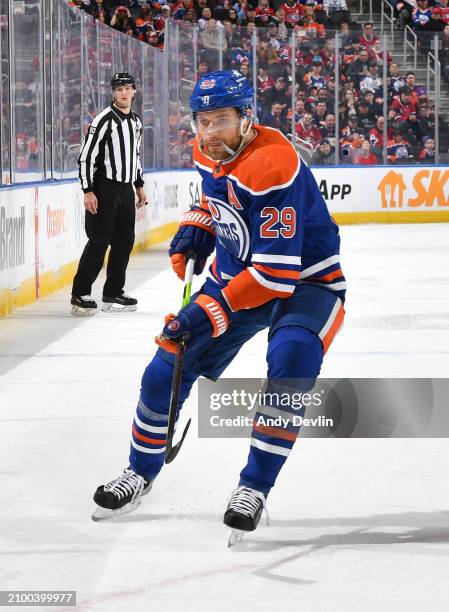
111, 72, 136, 90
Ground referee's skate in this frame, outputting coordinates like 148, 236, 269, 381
101, 293, 138, 312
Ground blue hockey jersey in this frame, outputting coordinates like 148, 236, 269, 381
193, 124, 346, 311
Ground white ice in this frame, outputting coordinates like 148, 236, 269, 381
1, 223, 449, 612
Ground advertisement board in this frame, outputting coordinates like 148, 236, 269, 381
1, 166, 448, 317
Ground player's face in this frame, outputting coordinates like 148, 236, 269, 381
196, 108, 243, 160
113, 84, 135, 109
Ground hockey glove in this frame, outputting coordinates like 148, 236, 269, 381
169, 207, 216, 280
155, 294, 230, 354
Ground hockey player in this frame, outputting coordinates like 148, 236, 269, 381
93, 71, 346, 538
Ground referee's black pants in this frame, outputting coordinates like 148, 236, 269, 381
72, 175, 135, 298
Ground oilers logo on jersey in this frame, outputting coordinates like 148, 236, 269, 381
207, 197, 250, 261
193, 124, 346, 312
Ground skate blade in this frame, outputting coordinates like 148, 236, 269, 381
71, 305, 96, 317
227, 529, 246, 548
91, 498, 141, 521
101, 302, 137, 312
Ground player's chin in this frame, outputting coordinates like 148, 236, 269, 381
207, 142, 226, 158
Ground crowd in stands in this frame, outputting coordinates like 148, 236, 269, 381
71, 0, 439, 166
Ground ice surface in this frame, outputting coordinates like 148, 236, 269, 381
1, 224, 449, 611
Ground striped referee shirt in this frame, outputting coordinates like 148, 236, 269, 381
78, 104, 144, 193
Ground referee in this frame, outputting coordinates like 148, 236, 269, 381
71, 72, 148, 316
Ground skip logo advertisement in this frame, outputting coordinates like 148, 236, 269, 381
378, 169, 449, 208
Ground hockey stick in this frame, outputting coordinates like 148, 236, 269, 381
164, 250, 196, 464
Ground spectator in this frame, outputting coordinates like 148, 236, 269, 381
340, 131, 364, 162
341, 113, 360, 138
359, 22, 379, 48
390, 87, 417, 121
369, 39, 392, 66
200, 18, 228, 51
146, 28, 164, 49
300, 7, 326, 39
294, 97, 306, 121
320, 38, 336, 69
426, 7, 445, 31
305, 0, 327, 25
322, 0, 350, 28
306, 85, 319, 111
404, 111, 421, 145
404, 71, 421, 104
86, 0, 111, 23
339, 20, 352, 47
110, 5, 135, 33
359, 61, 383, 96
198, 6, 213, 30
266, 46, 285, 79
153, 5, 171, 32
241, 8, 257, 25
435, 0, 449, 24
197, 59, 210, 79
295, 111, 322, 147
316, 86, 333, 113
266, 75, 290, 108
347, 48, 370, 88
419, 136, 435, 161
356, 100, 376, 133
369, 115, 393, 153
355, 139, 378, 164
267, 23, 282, 49
303, 56, 326, 89
313, 100, 328, 127
257, 64, 275, 95
275, 9, 289, 39
342, 88, 358, 115
388, 62, 406, 97
229, 43, 252, 67
311, 139, 336, 164
417, 103, 436, 140
387, 130, 415, 162
367, 90, 384, 116
260, 101, 289, 132
319, 113, 336, 146
182, 7, 196, 22
214, 0, 230, 22
194, 0, 208, 20
243, 21, 257, 40
135, 6, 153, 38
255, 0, 276, 26
412, 0, 432, 30
280, 0, 302, 29
347, 36, 362, 62
394, 0, 416, 30
238, 62, 251, 80
222, 18, 237, 45
228, 7, 240, 25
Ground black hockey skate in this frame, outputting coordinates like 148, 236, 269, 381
70, 295, 97, 316
92, 468, 152, 521
101, 293, 137, 312
224, 486, 268, 547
